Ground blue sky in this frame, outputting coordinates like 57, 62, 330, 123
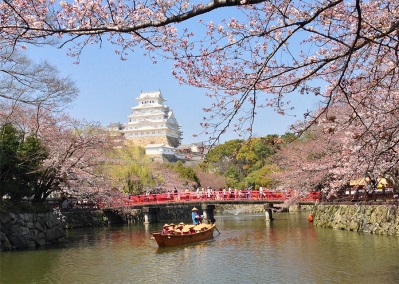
25, 42, 319, 144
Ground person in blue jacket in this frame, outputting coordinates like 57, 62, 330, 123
191, 207, 201, 225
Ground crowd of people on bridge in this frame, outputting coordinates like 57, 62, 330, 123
189, 186, 269, 200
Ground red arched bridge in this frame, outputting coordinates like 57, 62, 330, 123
102, 190, 320, 209
53, 189, 397, 210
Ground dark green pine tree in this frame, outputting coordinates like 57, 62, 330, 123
0, 123, 48, 203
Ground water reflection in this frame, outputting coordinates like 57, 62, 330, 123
2, 213, 399, 283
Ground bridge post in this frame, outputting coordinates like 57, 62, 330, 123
142, 207, 160, 224
201, 204, 216, 223
264, 203, 274, 221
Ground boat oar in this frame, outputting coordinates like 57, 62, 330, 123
203, 217, 221, 234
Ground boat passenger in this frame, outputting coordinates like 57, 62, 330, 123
182, 227, 190, 235
188, 225, 196, 234
162, 224, 169, 235
168, 227, 175, 235
199, 224, 208, 231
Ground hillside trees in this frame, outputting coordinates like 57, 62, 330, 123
101, 145, 158, 194
171, 160, 200, 185
102, 145, 203, 194
205, 139, 244, 173
194, 169, 226, 190
204, 134, 287, 188
151, 162, 199, 192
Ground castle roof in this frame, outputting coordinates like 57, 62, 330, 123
135, 91, 166, 101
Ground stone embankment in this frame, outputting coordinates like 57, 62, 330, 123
214, 204, 266, 215
0, 212, 66, 251
313, 204, 399, 236
62, 210, 110, 229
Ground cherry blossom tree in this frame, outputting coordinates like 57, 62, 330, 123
1, 0, 398, 188
274, 103, 399, 195
36, 111, 115, 201
273, 126, 344, 194
195, 169, 226, 189
152, 162, 198, 192
0, 104, 115, 202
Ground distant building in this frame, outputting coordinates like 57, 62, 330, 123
145, 144, 178, 163
175, 142, 208, 161
108, 91, 182, 148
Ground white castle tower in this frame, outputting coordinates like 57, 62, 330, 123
120, 91, 182, 147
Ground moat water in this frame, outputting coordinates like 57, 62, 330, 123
1, 212, 399, 283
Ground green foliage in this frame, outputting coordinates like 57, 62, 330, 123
0, 123, 49, 203
166, 160, 200, 185
244, 164, 281, 189
205, 139, 243, 163
280, 132, 297, 143
224, 166, 241, 187
102, 145, 156, 194
236, 135, 283, 169
201, 133, 293, 189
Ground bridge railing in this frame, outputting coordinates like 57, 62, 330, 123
101, 190, 321, 208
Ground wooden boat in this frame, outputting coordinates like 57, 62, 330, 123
152, 224, 216, 247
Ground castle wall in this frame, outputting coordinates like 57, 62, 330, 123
126, 136, 180, 148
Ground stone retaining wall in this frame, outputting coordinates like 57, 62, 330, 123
62, 210, 110, 229
214, 204, 266, 215
0, 212, 66, 251
313, 204, 399, 236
